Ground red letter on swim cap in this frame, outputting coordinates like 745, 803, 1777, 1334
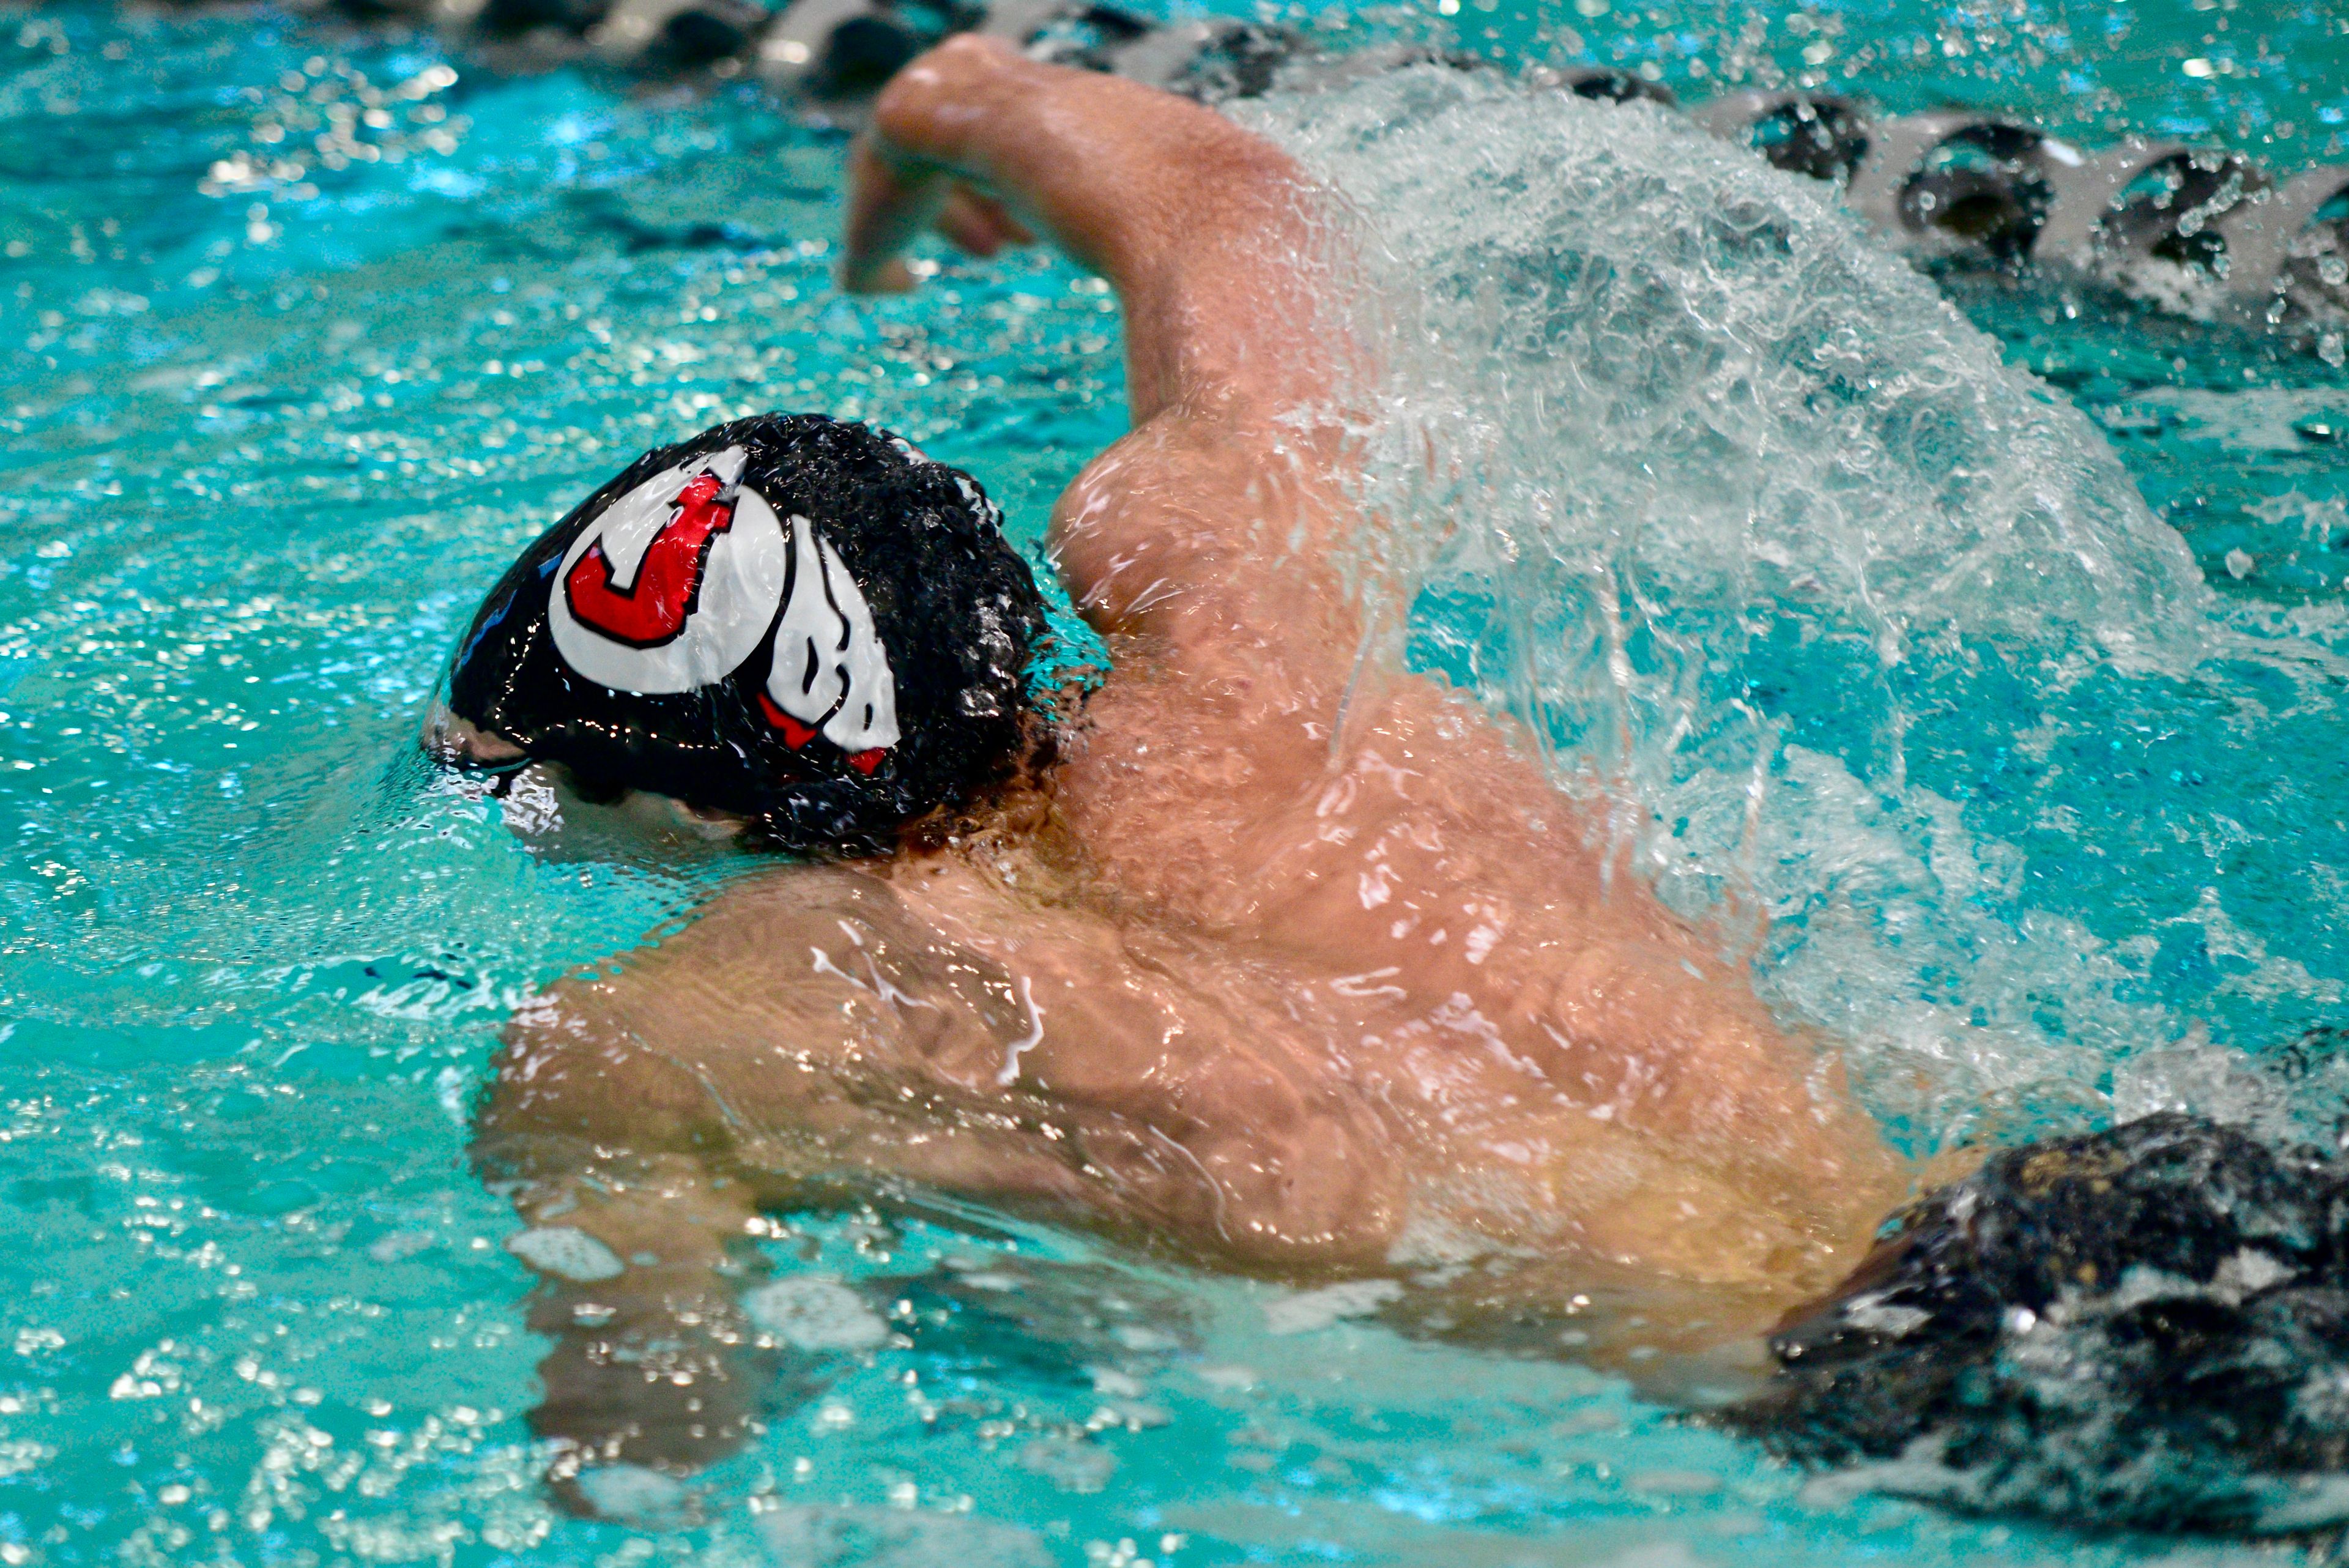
757, 690, 819, 749
565, 472, 736, 648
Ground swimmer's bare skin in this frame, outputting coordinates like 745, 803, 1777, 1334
475, 39, 1912, 1483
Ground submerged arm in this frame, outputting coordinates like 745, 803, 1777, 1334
474, 1057, 777, 1498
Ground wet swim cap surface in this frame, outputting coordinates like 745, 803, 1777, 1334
446, 413, 1047, 849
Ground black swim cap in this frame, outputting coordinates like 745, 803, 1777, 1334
443, 413, 1047, 850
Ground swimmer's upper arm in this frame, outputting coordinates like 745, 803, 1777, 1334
478, 868, 973, 1156
1045, 412, 1359, 672
480, 859, 1408, 1266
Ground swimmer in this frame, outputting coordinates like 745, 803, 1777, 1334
449, 30, 1908, 1484
439, 40, 2340, 1521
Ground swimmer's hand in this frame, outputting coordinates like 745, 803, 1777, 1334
840, 35, 1330, 427
844, 178, 1032, 293
839, 37, 1047, 294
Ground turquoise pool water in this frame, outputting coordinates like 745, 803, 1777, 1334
6, 0, 2349, 1562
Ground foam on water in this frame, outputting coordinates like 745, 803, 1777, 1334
741, 1275, 891, 1350
1241, 67, 2349, 1154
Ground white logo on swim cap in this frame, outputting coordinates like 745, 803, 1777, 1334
547, 447, 787, 694
762, 515, 901, 762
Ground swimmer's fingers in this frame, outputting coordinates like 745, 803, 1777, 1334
841, 130, 946, 294
842, 154, 1026, 289
936, 185, 1034, 258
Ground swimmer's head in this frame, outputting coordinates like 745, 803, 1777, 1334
434, 413, 1049, 853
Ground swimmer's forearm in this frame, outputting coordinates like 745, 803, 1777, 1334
843, 37, 1335, 422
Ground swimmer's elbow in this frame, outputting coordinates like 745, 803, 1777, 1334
869, 35, 1020, 163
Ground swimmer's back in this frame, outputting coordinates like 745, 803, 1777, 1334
847, 34, 1904, 1236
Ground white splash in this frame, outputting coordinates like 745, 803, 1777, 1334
1237, 68, 2348, 1151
